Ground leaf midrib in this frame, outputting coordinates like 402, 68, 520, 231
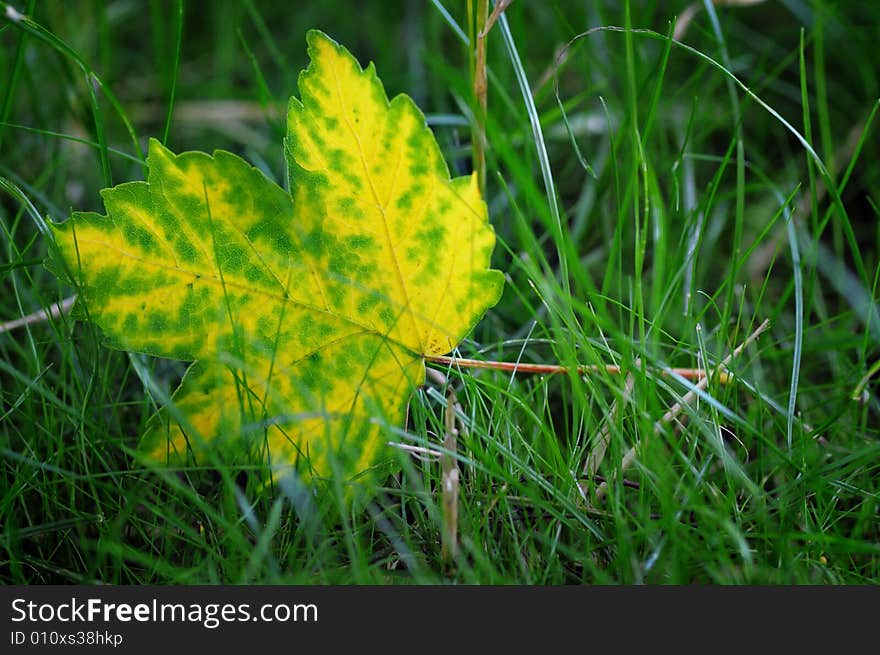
325, 51, 423, 354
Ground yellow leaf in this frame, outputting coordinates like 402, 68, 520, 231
48, 31, 503, 490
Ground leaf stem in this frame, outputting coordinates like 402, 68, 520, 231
426, 354, 732, 384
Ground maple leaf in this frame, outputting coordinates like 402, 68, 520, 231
48, 31, 503, 486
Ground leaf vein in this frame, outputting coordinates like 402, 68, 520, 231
326, 51, 421, 350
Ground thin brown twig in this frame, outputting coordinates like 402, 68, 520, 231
440, 388, 460, 562
0, 295, 76, 334
480, 0, 513, 38
386, 442, 441, 462
533, 43, 571, 95
471, 0, 490, 194
424, 366, 448, 387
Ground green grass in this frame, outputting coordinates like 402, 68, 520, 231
2, 0, 879, 584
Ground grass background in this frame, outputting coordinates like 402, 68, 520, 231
1, 0, 878, 583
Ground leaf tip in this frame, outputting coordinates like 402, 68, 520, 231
305, 28, 339, 58
145, 136, 173, 163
